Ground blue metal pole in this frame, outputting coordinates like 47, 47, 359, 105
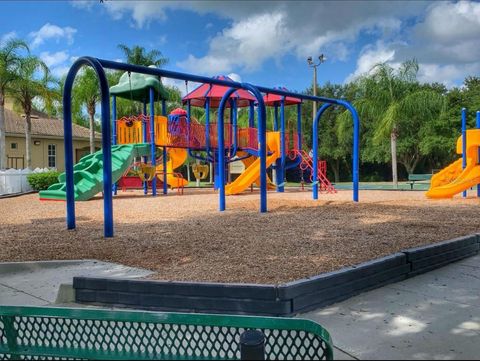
278, 97, 286, 192
462, 107, 467, 198
232, 99, 238, 158
297, 103, 302, 151
150, 88, 157, 196
273, 104, 279, 131
249, 101, 254, 128
477, 110, 480, 197
112, 95, 117, 195
342, 101, 361, 203
63, 57, 113, 237
162, 99, 168, 195
285, 103, 303, 171
143, 100, 148, 195
143, 101, 147, 142
206, 98, 211, 159
243, 84, 268, 212
273, 103, 280, 188
217, 91, 236, 211
313, 104, 332, 200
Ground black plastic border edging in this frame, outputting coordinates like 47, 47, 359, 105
74, 234, 480, 316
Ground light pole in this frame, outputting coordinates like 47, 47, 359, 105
307, 54, 326, 122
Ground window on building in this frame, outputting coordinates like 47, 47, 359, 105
10, 143, 17, 149
48, 144, 56, 168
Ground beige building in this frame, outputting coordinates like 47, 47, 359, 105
3, 108, 100, 171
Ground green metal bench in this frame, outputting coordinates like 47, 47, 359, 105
0, 306, 333, 360
407, 173, 432, 190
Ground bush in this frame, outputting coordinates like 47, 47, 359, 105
27, 171, 61, 191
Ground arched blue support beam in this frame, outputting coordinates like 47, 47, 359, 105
313, 101, 360, 202
217, 83, 267, 212
312, 104, 332, 200
243, 83, 268, 212
63, 56, 113, 237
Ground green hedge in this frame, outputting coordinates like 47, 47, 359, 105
27, 171, 61, 191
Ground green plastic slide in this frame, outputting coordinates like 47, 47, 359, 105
39, 143, 150, 201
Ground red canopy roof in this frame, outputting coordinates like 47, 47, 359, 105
263, 87, 302, 106
170, 108, 187, 116
182, 75, 256, 108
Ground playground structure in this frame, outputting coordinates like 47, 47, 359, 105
41, 74, 338, 201
47, 57, 360, 237
427, 109, 480, 199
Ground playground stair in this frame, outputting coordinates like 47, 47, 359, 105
39, 144, 150, 201
295, 149, 336, 193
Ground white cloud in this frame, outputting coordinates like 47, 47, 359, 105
0, 31, 18, 44
39, 51, 79, 77
72, 0, 480, 86
346, 42, 396, 82
39, 51, 69, 68
418, 63, 480, 88
29, 23, 77, 48
178, 12, 288, 74
347, 1, 480, 87
70, 0, 96, 10
227, 73, 241, 83
162, 77, 201, 97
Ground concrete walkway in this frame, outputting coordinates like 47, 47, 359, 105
303, 254, 480, 360
0, 260, 152, 306
1, 257, 479, 360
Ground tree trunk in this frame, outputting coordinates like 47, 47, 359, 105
0, 93, 6, 169
89, 113, 95, 154
25, 112, 32, 169
390, 128, 398, 189
331, 159, 340, 183
400, 155, 421, 176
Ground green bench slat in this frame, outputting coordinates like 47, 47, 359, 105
408, 174, 432, 181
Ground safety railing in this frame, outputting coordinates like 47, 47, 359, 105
0, 306, 333, 360
116, 115, 304, 153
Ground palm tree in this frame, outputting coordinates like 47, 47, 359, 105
73, 67, 100, 154
0, 38, 29, 169
9, 55, 57, 169
341, 59, 444, 188
117, 44, 169, 67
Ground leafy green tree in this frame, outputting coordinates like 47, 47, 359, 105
72, 67, 101, 153
9, 55, 58, 168
340, 60, 444, 186
0, 38, 29, 169
117, 44, 169, 67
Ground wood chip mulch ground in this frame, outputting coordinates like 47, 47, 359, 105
1, 189, 479, 284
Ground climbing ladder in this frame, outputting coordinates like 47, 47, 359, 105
292, 149, 336, 193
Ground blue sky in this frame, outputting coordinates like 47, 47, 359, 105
1, 1, 479, 94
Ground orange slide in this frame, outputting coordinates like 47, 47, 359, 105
426, 129, 480, 198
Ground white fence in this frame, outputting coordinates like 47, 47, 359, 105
0, 168, 52, 196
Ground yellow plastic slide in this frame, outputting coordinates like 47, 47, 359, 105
225, 132, 280, 195
237, 151, 276, 191
426, 129, 480, 198
156, 148, 189, 189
